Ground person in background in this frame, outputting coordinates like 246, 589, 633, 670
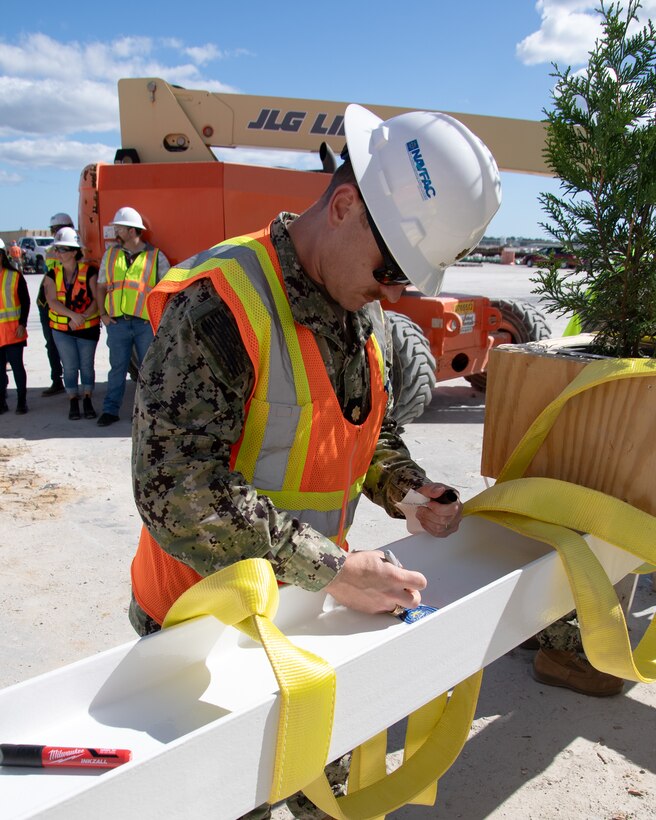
0, 238, 30, 414
8, 240, 23, 272
42, 228, 100, 420
38, 212, 76, 397
129, 104, 501, 820
95, 207, 170, 428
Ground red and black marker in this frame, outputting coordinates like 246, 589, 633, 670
0, 744, 132, 769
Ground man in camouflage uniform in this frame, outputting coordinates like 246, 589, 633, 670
130, 204, 459, 628
130, 103, 501, 818
130, 209, 461, 819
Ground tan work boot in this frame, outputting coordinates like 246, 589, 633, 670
533, 648, 624, 697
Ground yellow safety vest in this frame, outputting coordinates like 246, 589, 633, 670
104, 246, 159, 319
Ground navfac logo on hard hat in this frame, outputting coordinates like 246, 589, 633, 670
406, 139, 436, 200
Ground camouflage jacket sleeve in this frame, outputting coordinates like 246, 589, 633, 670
132, 279, 345, 592
361, 314, 428, 516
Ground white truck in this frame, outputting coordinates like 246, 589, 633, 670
17, 235, 53, 274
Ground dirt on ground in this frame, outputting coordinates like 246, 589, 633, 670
0, 443, 77, 520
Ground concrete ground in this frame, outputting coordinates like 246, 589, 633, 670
1, 264, 654, 819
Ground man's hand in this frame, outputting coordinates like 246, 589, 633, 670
324, 549, 427, 614
414, 483, 462, 537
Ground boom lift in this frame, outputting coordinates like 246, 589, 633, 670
79, 78, 551, 423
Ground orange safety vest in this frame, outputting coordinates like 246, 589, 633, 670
48, 262, 100, 331
0, 267, 26, 347
104, 246, 159, 320
131, 227, 389, 624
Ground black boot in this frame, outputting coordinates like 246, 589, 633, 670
83, 396, 97, 419
0, 398, 9, 414
15, 393, 28, 414
42, 380, 65, 397
69, 397, 81, 420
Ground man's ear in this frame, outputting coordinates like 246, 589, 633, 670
327, 183, 360, 227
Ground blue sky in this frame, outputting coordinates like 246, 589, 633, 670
0, 0, 654, 239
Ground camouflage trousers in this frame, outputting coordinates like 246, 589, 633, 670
537, 610, 582, 652
241, 754, 350, 820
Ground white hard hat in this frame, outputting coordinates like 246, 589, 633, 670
344, 104, 502, 296
50, 212, 74, 228
0, 238, 5, 250
53, 227, 81, 248
111, 206, 146, 231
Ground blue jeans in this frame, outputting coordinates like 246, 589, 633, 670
53, 331, 99, 397
103, 316, 154, 416
0, 342, 27, 403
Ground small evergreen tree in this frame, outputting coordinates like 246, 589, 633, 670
531, 0, 656, 357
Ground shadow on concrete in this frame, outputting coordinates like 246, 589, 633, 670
419, 384, 487, 426
0, 380, 137, 441
387, 576, 656, 818
2, 379, 486, 440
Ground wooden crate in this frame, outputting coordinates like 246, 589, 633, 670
481, 338, 656, 517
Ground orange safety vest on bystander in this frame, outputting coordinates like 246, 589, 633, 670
48, 262, 100, 332
0, 267, 26, 347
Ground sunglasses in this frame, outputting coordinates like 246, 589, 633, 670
55, 246, 75, 253
362, 200, 411, 287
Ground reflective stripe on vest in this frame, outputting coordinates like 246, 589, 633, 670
132, 227, 388, 623
0, 268, 22, 347
105, 246, 158, 319
48, 262, 100, 331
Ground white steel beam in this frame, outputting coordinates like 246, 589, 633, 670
0, 517, 640, 819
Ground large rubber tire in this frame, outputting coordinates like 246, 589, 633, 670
35, 256, 46, 275
387, 311, 436, 427
466, 299, 551, 392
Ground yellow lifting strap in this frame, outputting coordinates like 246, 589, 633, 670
464, 478, 656, 682
163, 356, 655, 818
164, 558, 481, 818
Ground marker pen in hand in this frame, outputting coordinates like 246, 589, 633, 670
381, 549, 438, 623
0, 744, 132, 769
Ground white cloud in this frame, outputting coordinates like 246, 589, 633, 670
0, 76, 118, 136
518, 0, 656, 66
0, 138, 117, 170
184, 44, 223, 64
214, 147, 330, 172
0, 33, 242, 90
517, 1, 602, 65
0, 30, 249, 199
161, 37, 184, 50
0, 169, 23, 185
